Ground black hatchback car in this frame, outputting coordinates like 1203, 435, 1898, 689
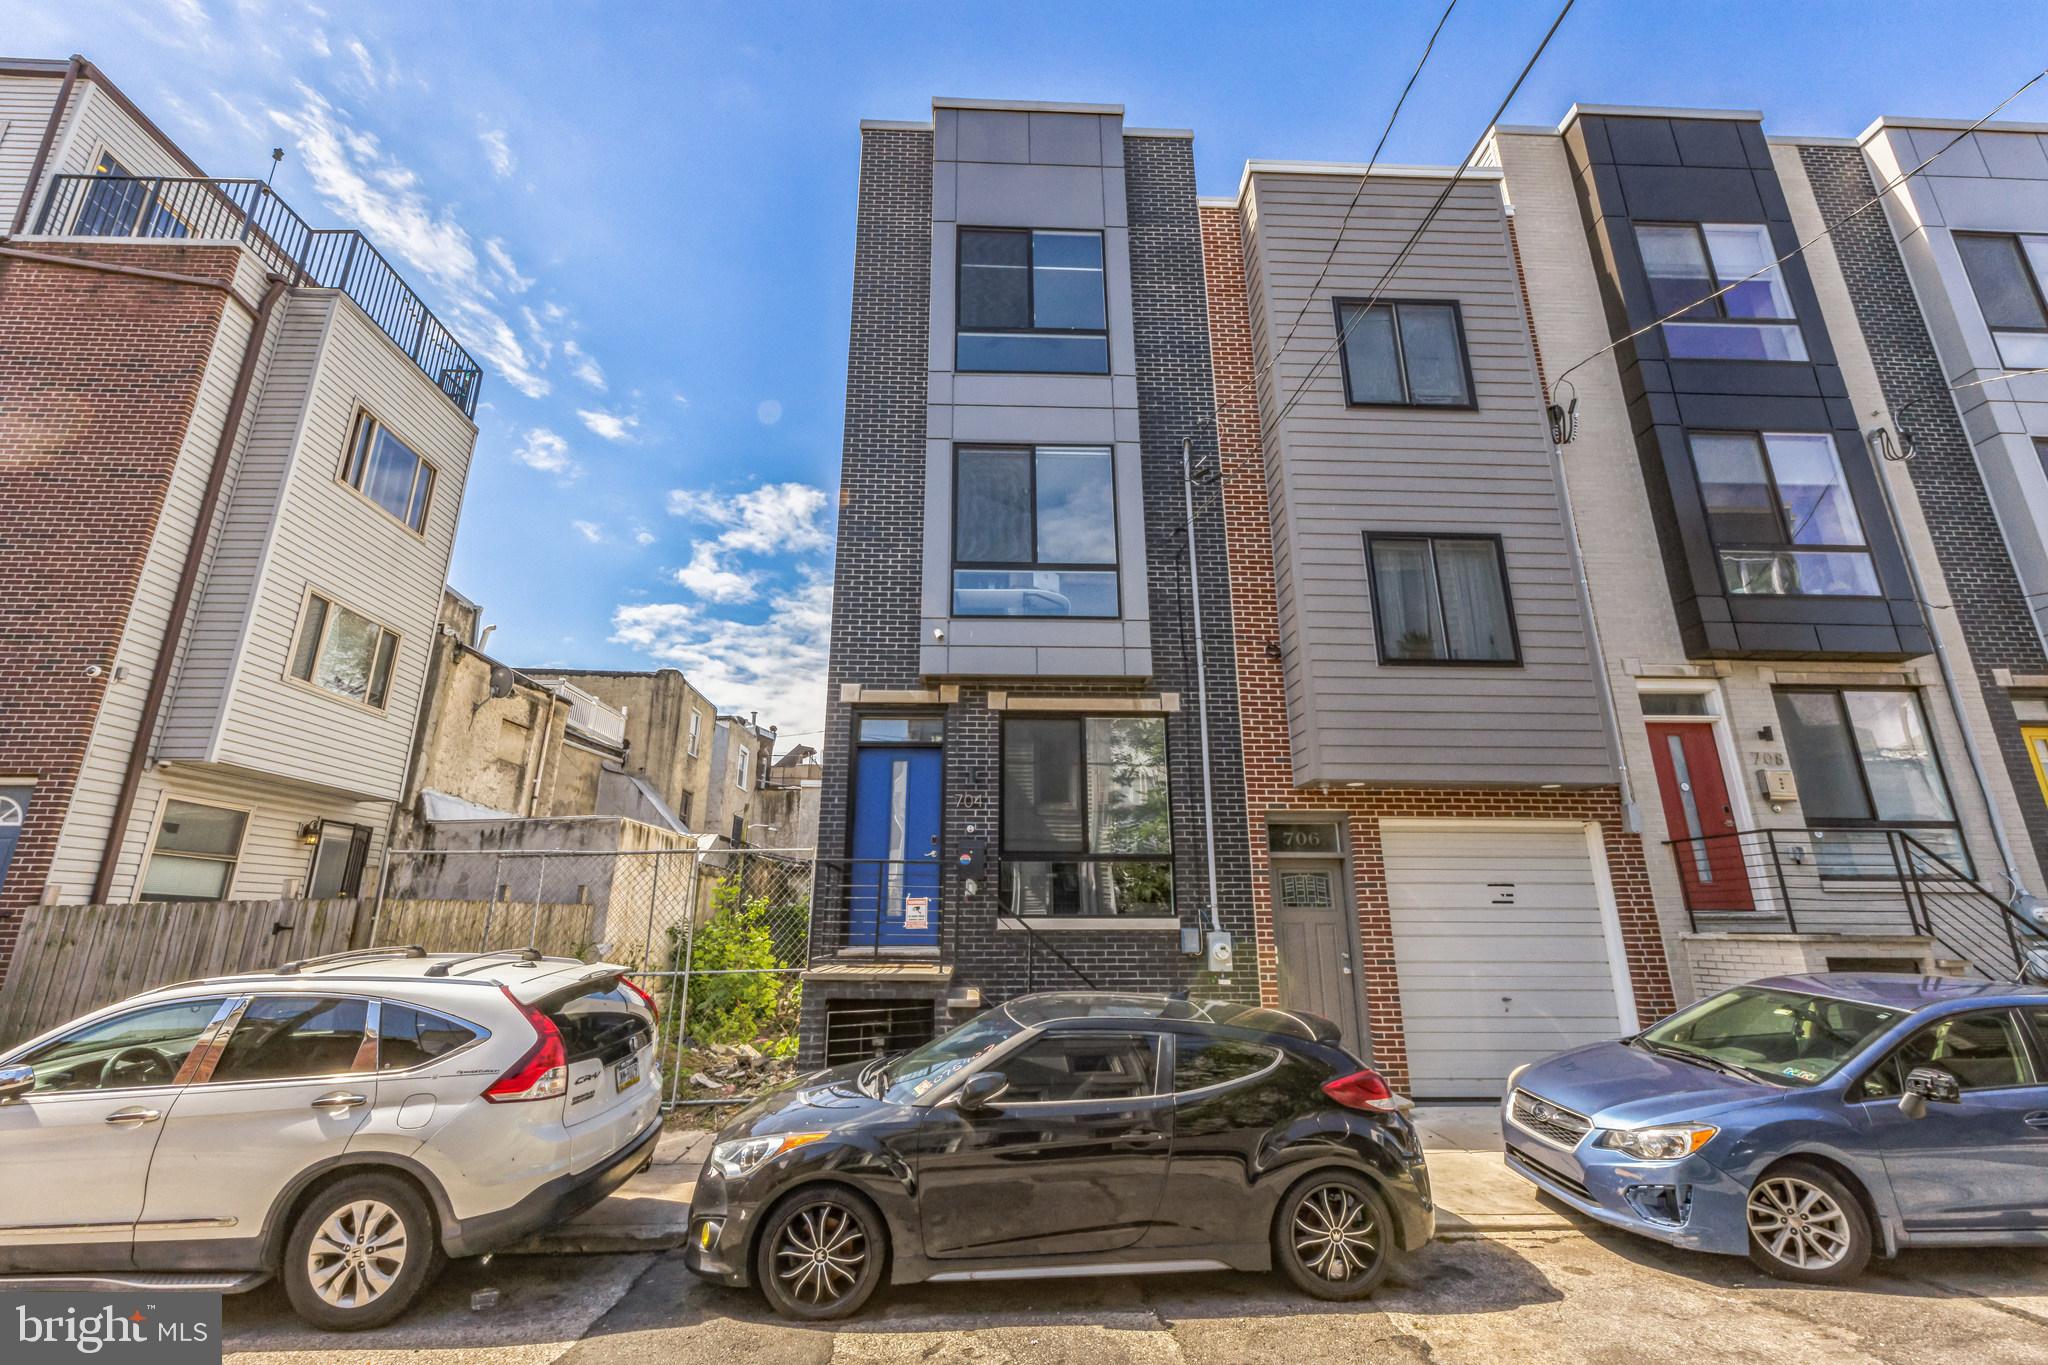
684, 992, 1434, 1319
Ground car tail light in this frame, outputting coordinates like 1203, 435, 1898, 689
1322, 1068, 1403, 1113
618, 975, 660, 1031
483, 986, 567, 1103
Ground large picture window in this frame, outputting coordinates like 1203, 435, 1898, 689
953, 445, 1119, 618
1334, 299, 1472, 407
1954, 232, 2048, 370
1364, 533, 1518, 664
1002, 716, 1172, 919
141, 800, 247, 902
1635, 222, 1807, 361
1773, 688, 1967, 876
956, 228, 1108, 374
342, 411, 435, 533
289, 591, 400, 709
1691, 431, 1878, 597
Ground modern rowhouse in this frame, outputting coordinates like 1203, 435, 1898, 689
801, 98, 1255, 1067
1200, 160, 1674, 1100
0, 56, 480, 979
1488, 106, 2044, 999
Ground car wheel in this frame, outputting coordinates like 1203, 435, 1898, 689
754, 1186, 886, 1321
281, 1173, 443, 1331
1273, 1171, 1395, 1301
1745, 1161, 1872, 1284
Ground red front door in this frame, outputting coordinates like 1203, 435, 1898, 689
1648, 722, 1754, 912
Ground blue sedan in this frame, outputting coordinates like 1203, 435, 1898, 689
1501, 973, 2048, 1282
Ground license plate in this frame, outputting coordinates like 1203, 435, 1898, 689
615, 1055, 641, 1091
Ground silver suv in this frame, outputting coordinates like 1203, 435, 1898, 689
0, 947, 662, 1330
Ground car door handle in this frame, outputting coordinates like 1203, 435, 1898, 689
310, 1091, 369, 1114
2024, 1111, 2048, 1131
104, 1107, 160, 1128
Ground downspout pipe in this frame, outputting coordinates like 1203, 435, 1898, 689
1551, 440, 1641, 833
92, 273, 289, 902
1181, 435, 1224, 936
10, 54, 81, 236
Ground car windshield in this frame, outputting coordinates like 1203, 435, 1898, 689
880, 1009, 1022, 1104
1637, 986, 1904, 1087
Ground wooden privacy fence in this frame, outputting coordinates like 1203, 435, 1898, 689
369, 898, 604, 959
0, 897, 366, 1047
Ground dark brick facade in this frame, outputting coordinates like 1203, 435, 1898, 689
1799, 144, 2048, 875
0, 244, 239, 975
803, 129, 1255, 1065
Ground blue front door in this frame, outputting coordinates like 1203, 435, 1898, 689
850, 746, 942, 950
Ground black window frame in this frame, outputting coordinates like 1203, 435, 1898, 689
1362, 530, 1522, 667
1953, 231, 2048, 336
1688, 429, 1880, 600
1772, 686, 1971, 878
1330, 297, 1478, 410
1633, 221, 1808, 361
998, 714, 1175, 920
951, 444, 1121, 620
954, 226, 1110, 376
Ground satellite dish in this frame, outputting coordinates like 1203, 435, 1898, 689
488, 664, 517, 699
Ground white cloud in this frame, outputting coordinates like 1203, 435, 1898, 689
610, 573, 833, 738
478, 127, 514, 178
484, 237, 532, 294
563, 339, 606, 391
671, 391, 690, 407
345, 37, 381, 89
265, 85, 550, 398
206, 89, 261, 140
572, 519, 605, 543
666, 482, 831, 555
675, 544, 759, 603
634, 527, 658, 546
578, 408, 639, 443
756, 399, 783, 425
514, 427, 579, 478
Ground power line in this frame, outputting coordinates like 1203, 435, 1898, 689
1267, 0, 1577, 433
1256, 0, 1460, 390
1548, 65, 2048, 399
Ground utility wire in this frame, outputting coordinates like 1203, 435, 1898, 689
1549, 65, 2048, 398
1256, 0, 1460, 390
1267, 0, 1577, 433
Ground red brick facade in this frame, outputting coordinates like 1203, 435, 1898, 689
1198, 204, 1675, 1092
0, 244, 240, 972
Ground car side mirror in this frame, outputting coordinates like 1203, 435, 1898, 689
1898, 1065, 1961, 1119
0, 1065, 32, 1104
956, 1071, 1009, 1114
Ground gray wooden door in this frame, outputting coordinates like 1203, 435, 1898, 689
1272, 860, 1364, 1051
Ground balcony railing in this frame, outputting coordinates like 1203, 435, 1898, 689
1667, 827, 2048, 981
810, 859, 949, 962
32, 174, 482, 417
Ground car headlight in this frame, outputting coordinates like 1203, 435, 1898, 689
1596, 1123, 1718, 1161
709, 1131, 826, 1179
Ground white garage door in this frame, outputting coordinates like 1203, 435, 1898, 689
1383, 826, 1628, 1099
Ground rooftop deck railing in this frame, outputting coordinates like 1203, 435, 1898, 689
31, 174, 482, 417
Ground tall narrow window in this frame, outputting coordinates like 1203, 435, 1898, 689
956, 228, 1108, 373
953, 446, 1119, 617
141, 800, 247, 902
305, 821, 371, 898
1001, 716, 1172, 918
342, 411, 436, 532
1365, 534, 1518, 664
1955, 232, 2048, 369
289, 591, 401, 709
1692, 431, 1878, 597
688, 709, 704, 756
1774, 688, 1967, 875
1334, 299, 1472, 406
1635, 223, 1807, 361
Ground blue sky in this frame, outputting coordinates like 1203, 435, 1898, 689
17, 0, 2048, 743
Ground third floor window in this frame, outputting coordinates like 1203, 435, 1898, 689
1636, 222, 1807, 362
1692, 431, 1877, 597
956, 228, 1108, 374
1335, 299, 1473, 407
342, 411, 436, 533
1954, 232, 2048, 370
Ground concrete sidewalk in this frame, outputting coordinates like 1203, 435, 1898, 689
510, 1102, 1582, 1255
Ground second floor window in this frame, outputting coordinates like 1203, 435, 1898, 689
1954, 232, 2048, 370
1636, 222, 1807, 361
290, 591, 400, 709
343, 411, 435, 533
1365, 533, 1518, 664
956, 228, 1108, 374
954, 445, 1118, 618
1692, 431, 1877, 597
1002, 716, 1172, 919
1335, 299, 1472, 407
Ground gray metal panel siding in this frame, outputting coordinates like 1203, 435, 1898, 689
1239, 172, 1614, 786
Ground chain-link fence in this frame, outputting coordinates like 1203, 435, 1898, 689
372, 845, 813, 1116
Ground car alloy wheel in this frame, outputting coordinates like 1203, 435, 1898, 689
307, 1198, 409, 1310
1274, 1171, 1394, 1301
755, 1188, 886, 1321
1747, 1176, 1850, 1271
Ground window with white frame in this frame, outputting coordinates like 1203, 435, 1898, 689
1636, 222, 1808, 361
289, 591, 400, 709
688, 709, 704, 756
734, 744, 751, 790
341, 410, 436, 533
141, 800, 247, 902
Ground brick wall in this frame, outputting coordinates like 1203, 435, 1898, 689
0, 244, 238, 973
1799, 145, 2048, 873
1199, 203, 1675, 1093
